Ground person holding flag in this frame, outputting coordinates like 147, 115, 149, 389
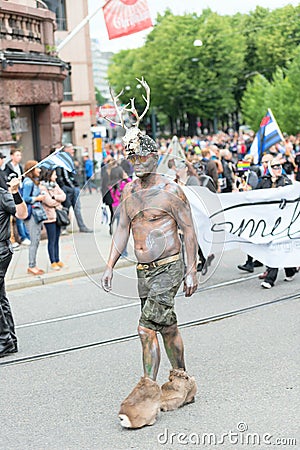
39, 145, 92, 234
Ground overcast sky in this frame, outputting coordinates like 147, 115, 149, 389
88, 0, 300, 52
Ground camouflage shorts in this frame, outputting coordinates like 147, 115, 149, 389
137, 258, 184, 332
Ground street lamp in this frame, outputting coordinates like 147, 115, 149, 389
193, 39, 203, 47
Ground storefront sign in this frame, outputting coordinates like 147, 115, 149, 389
98, 104, 117, 118
62, 111, 84, 118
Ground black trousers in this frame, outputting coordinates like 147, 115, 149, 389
0, 253, 17, 350
265, 267, 297, 286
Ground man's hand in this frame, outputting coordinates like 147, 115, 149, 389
7, 177, 21, 194
101, 267, 113, 292
183, 270, 198, 297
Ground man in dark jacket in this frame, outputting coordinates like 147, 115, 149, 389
56, 144, 92, 233
257, 159, 297, 288
200, 148, 218, 191
0, 176, 27, 357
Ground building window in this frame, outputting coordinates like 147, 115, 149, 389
63, 74, 73, 101
44, 0, 67, 31
62, 122, 74, 144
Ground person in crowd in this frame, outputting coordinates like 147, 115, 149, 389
102, 134, 198, 429
175, 159, 200, 186
83, 154, 97, 194
200, 148, 219, 190
4, 147, 31, 246
120, 157, 134, 178
0, 153, 20, 250
101, 154, 115, 235
22, 161, 45, 276
243, 154, 261, 179
164, 158, 177, 181
56, 144, 92, 233
260, 153, 273, 176
108, 166, 131, 257
39, 168, 66, 270
219, 149, 235, 193
108, 163, 128, 229
176, 160, 216, 274
281, 143, 296, 181
295, 147, 300, 182
0, 175, 28, 357
257, 158, 297, 288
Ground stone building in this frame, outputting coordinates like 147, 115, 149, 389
0, 0, 68, 160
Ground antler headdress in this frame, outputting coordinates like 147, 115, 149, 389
101, 77, 158, 156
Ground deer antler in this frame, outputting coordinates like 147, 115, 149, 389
100, 86, 129, 129
122, 77, 150, 127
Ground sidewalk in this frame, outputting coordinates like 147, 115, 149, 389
6, 193, 133, 291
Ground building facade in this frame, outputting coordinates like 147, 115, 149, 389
91, 39, 113, 101
0, 0, 68, 160
45, 0, 96, 156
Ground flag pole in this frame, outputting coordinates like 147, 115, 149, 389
20, 146, 64, 179
56, 3, 105, 53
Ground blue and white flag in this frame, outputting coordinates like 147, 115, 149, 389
249, 109, 284, 164
38, 147, 76, 173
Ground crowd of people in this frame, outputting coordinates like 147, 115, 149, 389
1, 130, 299, 360
1, 131, 299, 279
0, 144, 92, 277
100, 130, 300, 288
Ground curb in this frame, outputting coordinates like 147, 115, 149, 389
6, 260, 134, 292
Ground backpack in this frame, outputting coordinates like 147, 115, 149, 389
198, 174, 217, 193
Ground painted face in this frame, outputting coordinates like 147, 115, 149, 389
128, 153, 158, 178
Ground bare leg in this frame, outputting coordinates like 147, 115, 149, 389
161, 323, 186, 370
138, 325, 160, 380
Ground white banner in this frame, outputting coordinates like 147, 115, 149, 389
183, 182, 300, 268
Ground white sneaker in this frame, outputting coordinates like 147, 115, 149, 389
284, 276, 295, 282
261, 281, 272, 289
12, 242, 20, 249
21, 238, 31, 246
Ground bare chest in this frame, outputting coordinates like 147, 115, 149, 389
126, 187, 172, 222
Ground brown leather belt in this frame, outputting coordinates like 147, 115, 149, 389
136, 253, 180, 270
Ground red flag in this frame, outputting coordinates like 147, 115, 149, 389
260, 116, 270, 127
103, 0, 153, 40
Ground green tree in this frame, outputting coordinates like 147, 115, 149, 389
240, 74, 272, 129
95, 87, 107, 106
107, 5, 300, 134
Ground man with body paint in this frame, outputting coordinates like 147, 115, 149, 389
101, 131, 199, 429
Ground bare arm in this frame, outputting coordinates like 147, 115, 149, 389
171, 185, 198, 297
101, 190, 131, 292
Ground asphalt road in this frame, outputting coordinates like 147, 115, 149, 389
1, 249, 299, 450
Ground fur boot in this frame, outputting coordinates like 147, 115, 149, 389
119, 376, 161, 429
160, 369, 197, 412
